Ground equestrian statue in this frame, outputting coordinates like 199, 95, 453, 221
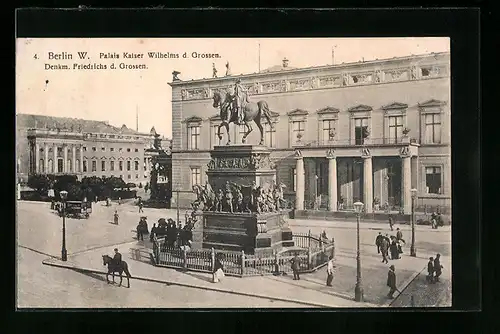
212, 78, 274, 145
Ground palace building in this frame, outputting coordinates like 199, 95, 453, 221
16, 114, 171, 186
169, 52, 451, 214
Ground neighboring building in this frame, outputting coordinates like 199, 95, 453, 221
170, 52, 451, 213
17, 114, 168, 186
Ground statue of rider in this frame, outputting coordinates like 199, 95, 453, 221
233, 78, 246, 125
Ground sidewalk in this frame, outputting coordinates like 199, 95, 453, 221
42, 239, 428, 308
290, 219, 451, 233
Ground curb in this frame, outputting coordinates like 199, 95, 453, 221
386, 265, 426, 307
41, 259, 342, 308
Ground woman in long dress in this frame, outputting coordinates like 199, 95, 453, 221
213, 255, 225, 283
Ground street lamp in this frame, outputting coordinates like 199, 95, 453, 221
353, 201, 364, 302
60, 190, 68, 261
410, 188, 418, 257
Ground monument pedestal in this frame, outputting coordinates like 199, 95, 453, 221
195, 145, 294, 254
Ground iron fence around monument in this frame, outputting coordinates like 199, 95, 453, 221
151, 234, 335, 277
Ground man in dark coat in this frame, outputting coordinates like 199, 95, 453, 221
150, 223, 157, 242
290, 254, 301, 280
387, 265, 397, 298
113, 248, 122, 267
396, 228, 404, 243
427, 257, 435, 283
136, 219, 144, 241
434, 253, 443, 282
375, 232, 384, 254
388, 216, 394, 231
380, 236, 389, 264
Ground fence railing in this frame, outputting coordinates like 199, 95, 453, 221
152, 233, 335, 277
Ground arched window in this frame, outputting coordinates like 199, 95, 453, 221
39, 159, 44, 173
67, 159, 72, 172
75, 159, 80, 172
48, 159, 53, 173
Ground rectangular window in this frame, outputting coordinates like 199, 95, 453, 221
127, 148, 131, 152
83, 160, 87, 172
135, 174, 139, 179
189, 126, 200, 150
388, 116, 404, 144
101, 161, 106, 172
82, 146, 87, 152
119, 148, 123, 152
354, 118, 369, 145
264, 123, 276, 147
119, 161, 123, 171
191, 167, 201, 186
292, 168, 297, 192
135, 161, 139, 171
101, 147, 106, 152
292, 121, 305, 145
424, 114, 441, 144
128, 174, 131, 179
127, 161, 131, 171
57, 159, 63, 173
322, 120, 336, 143
110, 161, 115, 171
213, 125, 222, 147
135, 148, 139, 152
110, 147, 114, 152
91, 160, 97, 172
92, 147, 96, 152
425, 167, 442, 194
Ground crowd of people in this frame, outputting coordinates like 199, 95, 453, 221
151, 218, 194, 251
375, 229, 405, 264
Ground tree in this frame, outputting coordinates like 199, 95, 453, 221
27, 174, 51, 194
104, 176, 127, 190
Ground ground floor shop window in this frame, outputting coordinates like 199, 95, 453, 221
425, 166, 442, 194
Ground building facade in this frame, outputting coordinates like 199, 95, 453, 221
169, 52, 451, 213
17, 114, 166, 186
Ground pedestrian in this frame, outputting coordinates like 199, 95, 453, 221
375, 232, 384, 254
136, 221, 144, 241
434, 254, 443, 282
113, 210, 119, 225
380, 236, 389, 263
213, 255, 225, 283
138, 201, 144, 213
396, 228, 405, 243
389, 215, 394, 231
150, 223, 157, 242
290, 253, 301, 280
118, 197, 122, 205
390, 239, 399, 260
427, 257, 435, 283
326, 255, 335, 286
387, 265, 397, 299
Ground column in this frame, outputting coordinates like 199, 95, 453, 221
35, 143, 40, 173
362, 150, 373, 213
80, 146, 84, 173
295, 150, 305, 210
63, 145, 68, 173
327, 149, 337, 211
44, 144, 49, 173
401, 154, 412, 214
72, 146, 76, 173
53, 144, 58, 173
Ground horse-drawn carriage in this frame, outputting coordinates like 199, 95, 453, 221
60, 201, 92, 219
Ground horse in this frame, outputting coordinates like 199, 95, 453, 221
102, 255, 132, 288
212, 90, 273, 145
192, 184, 215, 211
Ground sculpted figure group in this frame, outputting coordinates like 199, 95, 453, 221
191, 181, 285, 214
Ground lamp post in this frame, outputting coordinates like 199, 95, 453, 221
410, 188, 418, 257
353, 201, 364, 302
60, 190, 68, 261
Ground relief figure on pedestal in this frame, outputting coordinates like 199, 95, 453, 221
215, 188, 224, 212
224, 182, 234, 213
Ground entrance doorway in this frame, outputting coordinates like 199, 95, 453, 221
57, 158, 64, 173
386, 160, 402, 208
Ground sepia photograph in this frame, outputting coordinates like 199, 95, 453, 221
16, 37, 451, 309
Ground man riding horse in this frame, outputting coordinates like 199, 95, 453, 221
232, 79, 249, 125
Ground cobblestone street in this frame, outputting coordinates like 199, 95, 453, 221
17, 200, 452, 308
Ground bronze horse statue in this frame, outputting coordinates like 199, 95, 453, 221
102, 255, 132, 288
212, 90, 273, 145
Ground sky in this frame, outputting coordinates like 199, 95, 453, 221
16, 37, 449, 138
